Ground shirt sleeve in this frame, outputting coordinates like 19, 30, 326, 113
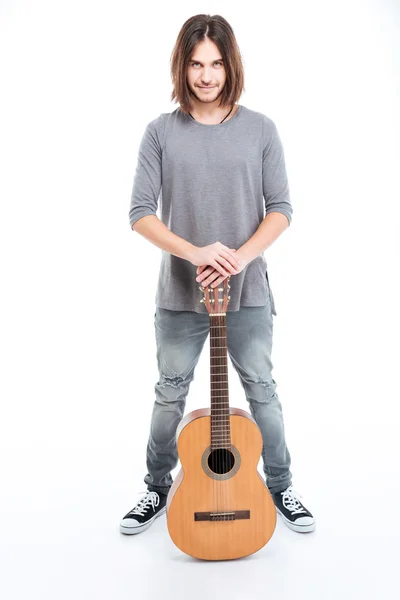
262, 117, 293, 226
128, 117, 163, 231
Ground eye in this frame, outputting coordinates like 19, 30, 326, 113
191, 61, 223, 67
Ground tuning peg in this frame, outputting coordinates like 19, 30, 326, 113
200, 298, 205, 303
198, 285, 204, 291
228, 296, 231, 300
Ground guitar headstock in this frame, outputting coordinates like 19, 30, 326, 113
199, 276, 231, 315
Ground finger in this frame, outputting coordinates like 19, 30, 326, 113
197, 266, 214, 282
198, 264, 209, 274
221, 249, 240, 269
210, 274, 225, 288
212, 259, 230, 277
221, 245, 239, 263
216, 254, 239, 274
201, 267, 221, 286
207, 271, 221, 286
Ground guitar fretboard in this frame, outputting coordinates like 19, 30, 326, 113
210, 315, 231, 449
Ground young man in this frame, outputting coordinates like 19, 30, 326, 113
121, 14, 315, 536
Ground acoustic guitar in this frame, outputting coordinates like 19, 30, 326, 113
166, 276, 277, 560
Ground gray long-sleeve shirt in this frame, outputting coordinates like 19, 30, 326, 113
128, 104, 293, 314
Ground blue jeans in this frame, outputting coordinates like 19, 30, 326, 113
144, 304, 293, 496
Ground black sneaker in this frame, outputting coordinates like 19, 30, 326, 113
272, 484, 315, 533
119, 490, 168, 535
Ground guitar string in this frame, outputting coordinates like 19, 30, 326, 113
214, 309, 228, 521
210, 288, 231, 525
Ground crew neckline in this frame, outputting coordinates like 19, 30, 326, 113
183, 104, 243, 128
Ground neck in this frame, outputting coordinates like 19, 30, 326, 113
210, 313, 231, 449
189, 103, 236, 124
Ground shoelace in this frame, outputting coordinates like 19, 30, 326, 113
128, 491, 160, 516
280, 485, 307, 515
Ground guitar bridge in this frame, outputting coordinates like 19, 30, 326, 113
194, 510, 250, 521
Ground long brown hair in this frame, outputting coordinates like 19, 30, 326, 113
170, 14, 245, 115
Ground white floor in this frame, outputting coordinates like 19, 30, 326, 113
1, 439, 398, 600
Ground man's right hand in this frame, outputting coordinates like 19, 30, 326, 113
188, 242, 240, 278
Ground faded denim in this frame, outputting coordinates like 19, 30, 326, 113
144, 302, 293, 496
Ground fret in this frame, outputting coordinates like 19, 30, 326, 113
208, 318, 230, 443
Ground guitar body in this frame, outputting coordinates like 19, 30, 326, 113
166, 406, 277, 560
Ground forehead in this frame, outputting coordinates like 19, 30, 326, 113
190, 39, 223, 63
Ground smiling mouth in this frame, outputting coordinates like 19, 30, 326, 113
199, 86, 215, 89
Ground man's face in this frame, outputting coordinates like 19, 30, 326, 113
186, 39, 226, 105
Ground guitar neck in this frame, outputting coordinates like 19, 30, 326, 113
210, 314, 231, 449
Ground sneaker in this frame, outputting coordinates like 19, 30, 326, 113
272, 484, 315, 533
119, 490, 168, 535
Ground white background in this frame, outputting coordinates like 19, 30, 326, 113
1, 0, 399, 598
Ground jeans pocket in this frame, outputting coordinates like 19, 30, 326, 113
265, 270, 277, 316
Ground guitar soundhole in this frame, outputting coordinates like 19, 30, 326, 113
207, 449, 235, 475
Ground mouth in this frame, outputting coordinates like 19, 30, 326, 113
199, 86, 215, 89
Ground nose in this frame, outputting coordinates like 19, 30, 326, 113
200, 68, 212, 85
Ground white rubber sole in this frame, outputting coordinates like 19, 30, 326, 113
276, 506, 316, 533
119, 505, 167, 535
